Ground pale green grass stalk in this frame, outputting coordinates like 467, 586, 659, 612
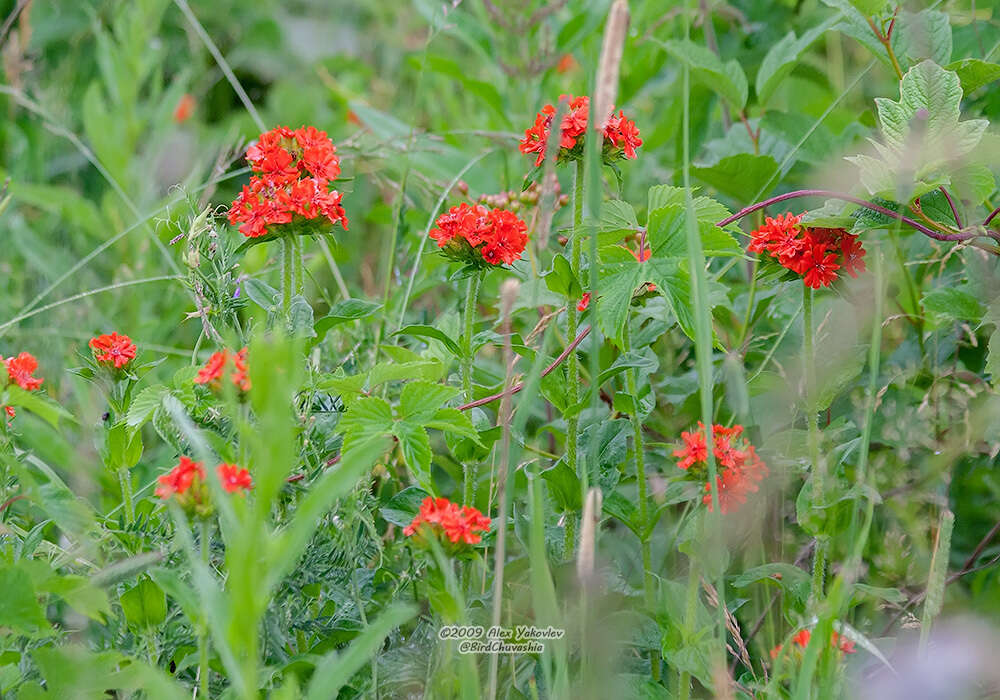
198, 519, 211, 699
679, 2, 727, 695
117, 467, 135, 527
281, 238, 295, 319
487, 278, 518, 700
803, 286, 827, 604
461, 269, 484, 504
566, 158, 585, 491
920, 509, 955, 654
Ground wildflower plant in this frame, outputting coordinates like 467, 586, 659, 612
2, 2, 1000, 700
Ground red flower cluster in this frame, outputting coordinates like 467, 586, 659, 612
194, 348, 250, 393
429, 203, 529, 267
3, 353, 43, 391
89, 332, 137, 370
748, 213, 866, 289
519, 94, 642, 166
673, 423, 768, 514
156, 457, 253, 515
770, 628, 856, 659
228, 126, 348, 238
403, 496, 491, 546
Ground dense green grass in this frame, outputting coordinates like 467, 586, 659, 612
2, 1, 1000, 698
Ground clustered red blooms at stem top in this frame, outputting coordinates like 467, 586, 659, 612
156, 457, 253, 517
519, 94, 642, 166
673, 423, 769, 514
770, 628, 856, 659
748, 213, 866, 289
194, 348, 251, 393
228, 126, 348, 238
3, 353, 43, 391
89, 332, 137, 370
429, 204, 529, 268
403, 496, 491, 546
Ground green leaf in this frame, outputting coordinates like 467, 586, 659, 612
381, 487, 431, 527
660, 40, 747, 108
304, 604, 417, 700
126, 385, 168, 429
647, 206, 740, 258
312, 299, 382, 346
398, 381, 459, 422
922, 287, 984, 322
394, 324, 462, 357
544, 253, 583, 298
0, 565, 48, 633
756, 22, 834, 106
4, 386, 76, 428
852, 60, 988, 198
424, 407, 482, 444
848, 0, 887, 14
394, 421, 432, 483
893, 10, 952, 68
690, 154, 781, 203
288, 295, 317, 338
732, 563, 812, 604
600, 199, 640, 238
945, 58, 1000, 95
338, 397, 394, 450
119, 576, 167, 630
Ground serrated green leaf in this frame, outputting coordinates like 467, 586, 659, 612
398, 381, 459, 422
312, 299, 382, 346
756, 22, 833, 106
424, 407, 481, 444
946, 58, 1000, 95
922, 287, 984, 322
691, 153, 781, 202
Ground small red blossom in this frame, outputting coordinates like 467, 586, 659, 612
749, 214, 866, 289
429, 204, 529, 268
5, 406, 14, 419
217, 463, 253, 494
228, 125, 347, 238
403, 497, 491, 546
577, 292, 591, 312
4, 353, 43, 391
673, 422, 768, 514
155, 456, 205, 500
519, 94, 642, 166
771, 628, 857, 660
89, 332, 137, 369
173, 93, 196, 123
555, 53, 578, 74
194, 348, 251, 393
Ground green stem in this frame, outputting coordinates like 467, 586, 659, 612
117, 466, 134, 527
623, 321, 660, 681
281, 237, 295, 321
566, 159, 584, 505
803, 285, 826, 604
291, 234, 305, 297
198, 519, 211, 698
677, 558, 701, 700
461, 270, 483, 505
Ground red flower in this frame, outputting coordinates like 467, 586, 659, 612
5, 406, 14, 419
555, 53, 578, 74
403, 497, 491, 546
749, 214, 865, 289
217, 463, 253, 493
173, 94, 196, 123
89, 332, 137, 369
519, 94, 641, 166
577, 292, 591, 312
4, 353, 43, 391
799, 244, 841, 289
672, 428, 708, 469
674, 422, 768, 514
228, 125, 347, 238
839, 234, 867, 278
195, 348, 251, 393
429, 204, 528, 268
155, 456, 205, 499
771, 629, 856, 660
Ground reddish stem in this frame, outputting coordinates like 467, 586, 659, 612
985, 206, 1000, 226
939, 187, 963, 229
716, 189, 998, 242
